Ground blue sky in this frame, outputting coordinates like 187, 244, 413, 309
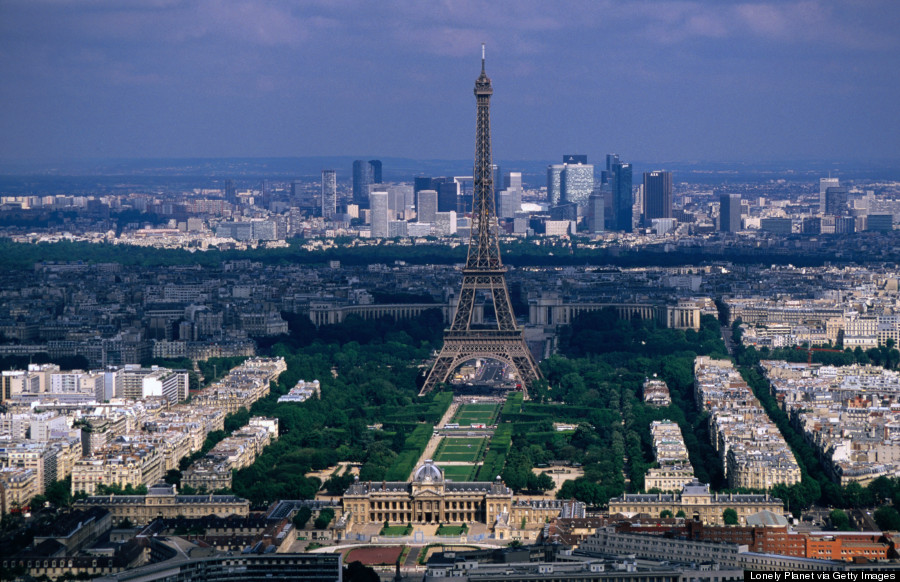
1, 0, 898, 163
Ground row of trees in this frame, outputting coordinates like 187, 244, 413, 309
225, 312, 449, 507
521, 309, 734, 506
1, 237, 857, 275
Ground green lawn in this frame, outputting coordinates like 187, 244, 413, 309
434, 437, 486, 463
380, 525, 412, 536
436, 524, 468, 536
451, 403, 500, 426
438, 464, 477, 482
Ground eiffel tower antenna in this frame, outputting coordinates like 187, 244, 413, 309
420, 47, 542, 396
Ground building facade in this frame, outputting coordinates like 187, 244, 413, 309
608, 480, 785, 525
612, 162, 633, 232
720, 193, 742, 232
643, 171, 673, 222
342, 461, 573, 531
320, 169, 336, 219
76, 483, 250, 526
369, 190, 389, 238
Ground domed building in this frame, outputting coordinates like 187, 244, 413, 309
342, 460, 511, 526
341, 460, 581, 531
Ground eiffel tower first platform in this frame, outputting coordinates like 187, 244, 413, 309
420, 47, 542, 396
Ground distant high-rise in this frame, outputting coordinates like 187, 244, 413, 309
588, 192, 605, 233
643, 171, 673, 222
719, 193, 742, 232
497, 188, 521, 219
224, 179, 237, 204
825, 186, 849, 216
434, 180, 458, 214
547, 164, 564, 206
417, 189, 438, 223
388, 186, 409, 217
497, 171, 523, 219
611, 162, 633, 232
561, 162, 594, 207
353, 160, 382, 208
321, 170, 337, 219
369, 159, 383, 184
369, 190, 389, 238
504, 171, 522, 190
454, 176, 473, 214
633, 184, 644, 227
548, 157, 594, 208
819, 177, 839, 214
259, 179, 271, 208
602, 154, 619, 186
414, 176, 434, 194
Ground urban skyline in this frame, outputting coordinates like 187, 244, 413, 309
1, 1, 899, 164
3, 43, 900, 580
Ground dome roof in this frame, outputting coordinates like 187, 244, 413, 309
413, 460, 443, 482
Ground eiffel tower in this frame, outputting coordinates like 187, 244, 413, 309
420, 47, 542, 396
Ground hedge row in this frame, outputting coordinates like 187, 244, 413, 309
522, 403, 593, 419
385, 423, 434, 481
476, 423, 513, 481
369, 392, 452, 424
502, 392, 524, 415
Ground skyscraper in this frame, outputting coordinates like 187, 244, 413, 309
588, 192, 605, 234
321, 169, 337, 219
432, 180, 456, 214
497, 171, 523, 219
611, 162, 633, 232
825, 186, 849, 216
414, 176, 435, 194
352, 160, 372, 207
561, 161, 594, 207
564, 154, 588, 165
497, 188, 521, 219
719, 193, 742, 232
353, 160, 382, 208
643, 171, 673, 222
259, 179, 271, 209
602, 154, 619, 186
819, 177, 839, 214
290, 180, 304, 204
369, 159, 383, 184
369, 190, 389, 238
417, 189, 438, 223
547, 164, 564, 206
224, 179, 237, 204
504, 171, 522, 190
548, 156, 593, 208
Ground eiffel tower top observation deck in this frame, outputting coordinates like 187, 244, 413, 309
419, 46, 542, 396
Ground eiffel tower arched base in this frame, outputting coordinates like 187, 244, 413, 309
419, 330, 541, 396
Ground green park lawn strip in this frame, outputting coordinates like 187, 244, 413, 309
433, 437, 486, 463
451, 403, 501, 426
438, 464, 477, 482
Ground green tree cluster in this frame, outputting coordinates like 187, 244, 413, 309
534, 310, 730, 505
293, 506, 312, 529
314, 507, 335, 529
226, 311, 451, 507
